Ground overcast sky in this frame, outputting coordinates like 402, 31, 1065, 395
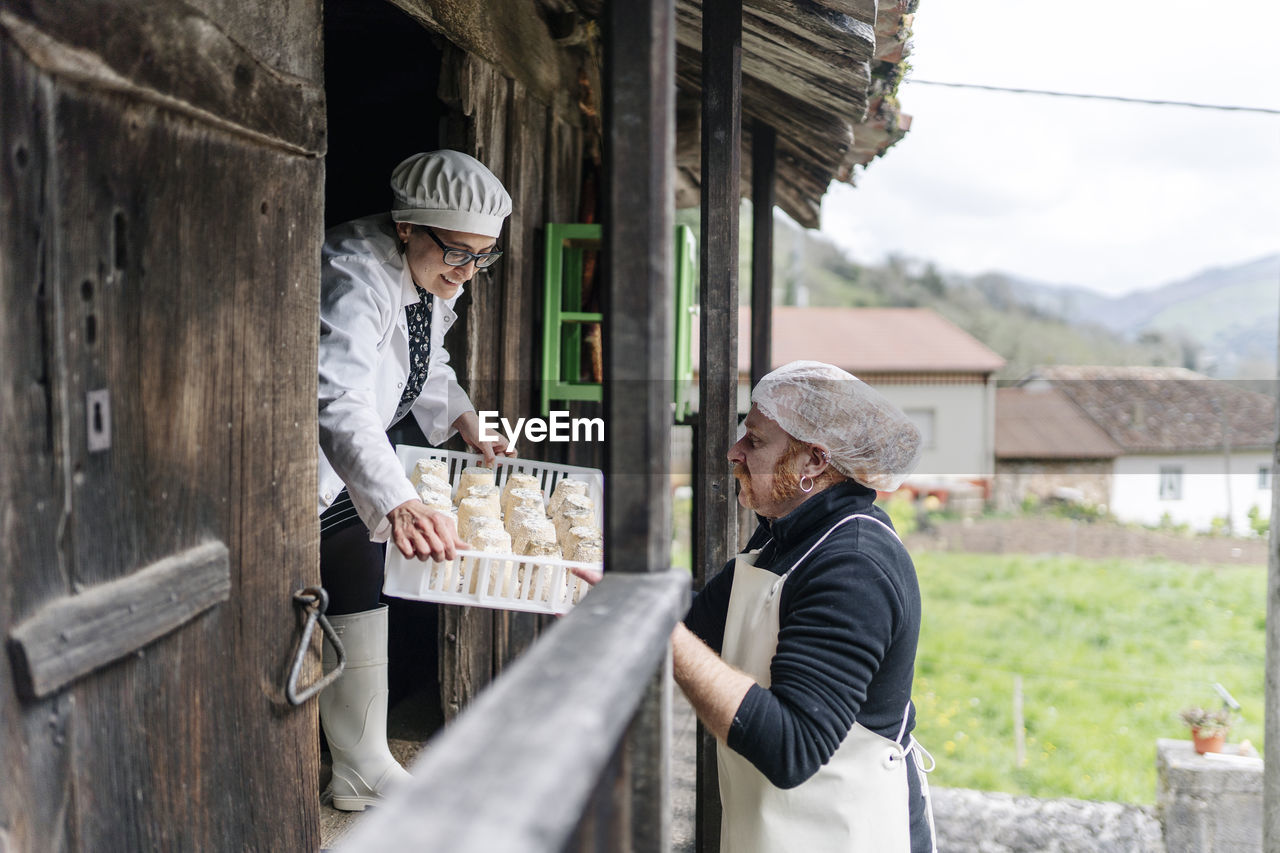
819, 0, 1280, 297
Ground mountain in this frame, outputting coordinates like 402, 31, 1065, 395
1000, 255, 1280, 378
692, 205, 1279, 379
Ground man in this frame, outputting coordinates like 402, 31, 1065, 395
676, 360, 935, 852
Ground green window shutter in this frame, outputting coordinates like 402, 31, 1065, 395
541, 223, 604, 416
540, 223, 699, 419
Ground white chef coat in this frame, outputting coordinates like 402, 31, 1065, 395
317, 214, 474, 541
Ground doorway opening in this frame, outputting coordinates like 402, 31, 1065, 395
320, 6, 449, 840
324, 0, 446, 227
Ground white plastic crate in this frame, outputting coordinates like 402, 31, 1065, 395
382, 445, 604, 615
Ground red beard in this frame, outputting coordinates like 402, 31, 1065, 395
733, 455, 802, 510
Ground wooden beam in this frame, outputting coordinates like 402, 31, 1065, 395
336, 571, 689, 853
674, 1, 872, 128
1266, 325, 1280, 847
392, 0, 582, 114
695, 2, 742, 850
8, 541, 230, 699
0, 6, 323, 155
750, 121, 775, 389
601, 0, 674, 576
749, 0, 877, 33
600, 2, 677, 849
694, 0, 741, 599
673, 42, 860, 229
625, 655, 675, 851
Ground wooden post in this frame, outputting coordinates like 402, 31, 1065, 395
603, 0, 673, 578
750, 121, 775, 389
602, 0, 675, 848
695, 1, 742, 851
1265, 297, 1280, 849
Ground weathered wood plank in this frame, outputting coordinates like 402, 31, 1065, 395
675, 1, 871, 120
0, 4, 324, 155
338, 571, 689, 853
749, 0, 876, 36
750, 122, 775, 389
545, 114, 585, 225
490, 80, 550, 674
1268, 376, 1280, 852
59, 86, 321, 850
695, 3, 742, 850
8, 542, 230, 700
394, 0, 582, 116
0, 12, 323, 846
677, 50, 856, 167
0, 31, 77, 850
627, 657, 674, 852
602, 0, 676, 577
675, 42, 855, 228
438, 50, 512, 719
499, 79, 545, 442
437, 606, 489, 722
695, 0, 741, 581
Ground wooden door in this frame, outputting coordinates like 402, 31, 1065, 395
0, 2, 325, 850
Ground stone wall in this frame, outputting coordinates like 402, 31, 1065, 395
1156, 739, 1263, 853
908, 517, 1267, 566
932, 787, 1165, 853
994, 460, 1114, 512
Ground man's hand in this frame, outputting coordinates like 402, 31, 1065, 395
388, 500, 468, 561
452, 410, 517, 465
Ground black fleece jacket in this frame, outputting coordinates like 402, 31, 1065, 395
683, 480, 922, 789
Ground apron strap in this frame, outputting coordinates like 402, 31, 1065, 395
787, 513, 901, 576
907, 739, 938, 853
897, 700, 938, 853
770, 513, 902, 598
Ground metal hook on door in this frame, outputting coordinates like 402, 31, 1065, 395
286, 586, 344, 706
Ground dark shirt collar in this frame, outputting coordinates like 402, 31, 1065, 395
761, 479, 878, 552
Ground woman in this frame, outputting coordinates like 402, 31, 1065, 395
315, 150, 515, 810
677, 360, 936, 851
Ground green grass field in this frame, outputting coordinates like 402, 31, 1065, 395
912, 551, 1267, 804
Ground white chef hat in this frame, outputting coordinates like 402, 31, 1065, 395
390, 150, 512, 238
752, 360, 922, 492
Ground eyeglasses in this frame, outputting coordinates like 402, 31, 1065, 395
423, 227, 503, 269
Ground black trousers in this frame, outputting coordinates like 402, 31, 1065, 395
319, 491, 386, 616
318, 489, 439, 703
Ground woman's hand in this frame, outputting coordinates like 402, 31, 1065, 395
388, 500, 468, 561
452, 410, 517, 465
568, 565, 603, 586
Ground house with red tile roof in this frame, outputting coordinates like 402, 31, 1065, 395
998, 366, 1276, 533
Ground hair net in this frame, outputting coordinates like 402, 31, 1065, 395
390, 150, 512, 237
752, 360, 922, 492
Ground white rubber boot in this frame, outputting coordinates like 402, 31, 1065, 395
320, 605, 412, 810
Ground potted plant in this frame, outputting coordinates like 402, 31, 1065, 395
1180, 706, 1232, 754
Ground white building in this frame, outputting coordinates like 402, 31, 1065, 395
999, 366, 1275, 534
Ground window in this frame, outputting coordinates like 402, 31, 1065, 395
904, 408, 936, 450
1158, 465, 1183, 501
1260, 465, 1272, 490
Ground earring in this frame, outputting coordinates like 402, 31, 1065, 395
799, 475, 814, 493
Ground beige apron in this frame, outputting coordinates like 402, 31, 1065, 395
717, 513, 935, 853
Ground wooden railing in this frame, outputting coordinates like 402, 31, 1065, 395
337, 570, 689, 852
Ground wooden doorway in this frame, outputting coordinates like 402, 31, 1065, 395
0, 3, 325, 850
